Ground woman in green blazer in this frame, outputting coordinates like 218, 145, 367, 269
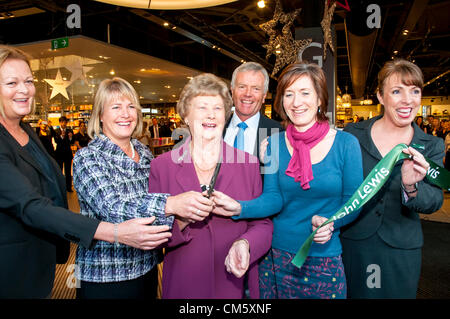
341, 59, 444, 298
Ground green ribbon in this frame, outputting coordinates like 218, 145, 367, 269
292, 143, 450, 268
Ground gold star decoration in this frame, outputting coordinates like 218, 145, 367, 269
321, 0, 337, 60
265, 34, 312, 77
44, 69, 72, 100
259, 0, 312, 76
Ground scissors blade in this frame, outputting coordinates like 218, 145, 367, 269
207, 161, 221, 198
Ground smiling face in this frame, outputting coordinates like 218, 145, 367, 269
100, 95, 137, 145
185, 95, 225, 142
231, 70, 267, 122
282, 75, 321, 132
0, 58, 35, 120
377, 73, 421, 128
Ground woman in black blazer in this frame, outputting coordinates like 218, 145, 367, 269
341, 59, 444, 298
0, 45, 175, 298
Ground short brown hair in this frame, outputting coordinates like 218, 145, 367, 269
377, 59, 423, 96
88, 77, 143, 139
274, 62, 328, 128
0, 45, 35, 117
177, 73, 232, 122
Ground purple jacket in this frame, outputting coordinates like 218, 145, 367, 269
148, 139, 273, 299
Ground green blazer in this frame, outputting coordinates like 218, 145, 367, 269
341, 116, 444, 249
0, 122, 99, 299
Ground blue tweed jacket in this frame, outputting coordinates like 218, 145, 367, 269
73, 134, 173, 282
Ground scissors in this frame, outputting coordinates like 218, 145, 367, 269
206, 161, 222, 198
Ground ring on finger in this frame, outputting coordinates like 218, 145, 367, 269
196, 209, 201, 215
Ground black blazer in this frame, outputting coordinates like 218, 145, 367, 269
54, 127, 74, 160
225, 112, 283, 158
0, 122, 99, 298
341, 116, 444, 249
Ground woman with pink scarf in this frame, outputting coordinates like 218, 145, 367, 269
212, 62, 363, 299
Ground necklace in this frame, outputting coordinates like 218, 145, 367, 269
130, 140, 135, 159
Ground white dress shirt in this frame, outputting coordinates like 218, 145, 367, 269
224, 112, 260, 155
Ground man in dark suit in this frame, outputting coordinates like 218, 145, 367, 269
224, 62, 282, 162
149, 117, 161, 138
54, 116, 74, 192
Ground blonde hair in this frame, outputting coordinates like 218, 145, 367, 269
177, 73, 232, 123
0, 45, 35, 118
88, 77, 143, 138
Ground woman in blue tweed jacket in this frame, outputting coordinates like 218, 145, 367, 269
73, 78, 214, 299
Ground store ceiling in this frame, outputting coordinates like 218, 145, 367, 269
15, 36, 203, 106
1, 0, 449, 107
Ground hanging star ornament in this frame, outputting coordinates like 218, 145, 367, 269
259, 0, 311, 76
44, 69, 72, 100
321, 0, 337, 60
64, 58, 93, 84
265, 34, 312, 77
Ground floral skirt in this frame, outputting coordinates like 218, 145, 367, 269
259, 248, 347, 299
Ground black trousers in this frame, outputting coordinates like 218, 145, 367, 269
76, 266, 158, 299
56, 157, 72, 190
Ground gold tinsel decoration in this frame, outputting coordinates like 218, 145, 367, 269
259, 0, 312, 76
321, 0, 337, 60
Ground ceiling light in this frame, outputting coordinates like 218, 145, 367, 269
109, 70, 115, 75
163, 22, 169, 27
140, 68, 146, 72
257, 0, 265, 8
164, 85, 171, 88
94, 0, 237, 10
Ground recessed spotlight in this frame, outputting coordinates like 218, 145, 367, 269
257, 0, 265, 8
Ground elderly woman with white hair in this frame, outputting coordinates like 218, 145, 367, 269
148, 73, 273, 299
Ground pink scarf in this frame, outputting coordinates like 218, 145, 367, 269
285, 121, 330, 190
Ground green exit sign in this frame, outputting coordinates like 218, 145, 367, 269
51, 37, 69, 50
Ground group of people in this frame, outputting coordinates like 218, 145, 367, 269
415, 115, 449, 139
415, 115, 449, 171
36, 116, 91, 192
0, 43, 445, 300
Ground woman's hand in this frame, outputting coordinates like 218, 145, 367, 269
401, 146, 429, 196
311, 215, 334, 244
259, 137, 269, 163
225, 239, 250, 278
95, 216, 172, 250
165, 191, 214, 222
211, 190, 242, 217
